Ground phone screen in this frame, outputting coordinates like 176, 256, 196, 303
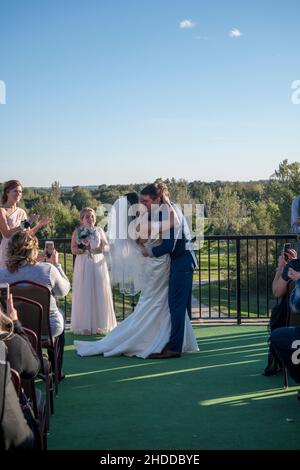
45, 241, 54, 258
283, 243, 292, 261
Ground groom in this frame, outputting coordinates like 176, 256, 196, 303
139, 183, 197, 359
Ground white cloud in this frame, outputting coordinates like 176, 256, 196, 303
179, 19, 196, 29
229, 28, 242, 38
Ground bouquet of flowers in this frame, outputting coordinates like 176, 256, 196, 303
20, 213, 39, 230
77, 227, 100, 257
20, 219, 31, 229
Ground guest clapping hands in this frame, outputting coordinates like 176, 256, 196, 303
0, 180, 50, 268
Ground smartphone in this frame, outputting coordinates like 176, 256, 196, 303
283, 243, 292, 261
45, 241, 54, 259
0, 283, 9, 314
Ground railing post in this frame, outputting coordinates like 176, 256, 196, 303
236, 238, 242, 325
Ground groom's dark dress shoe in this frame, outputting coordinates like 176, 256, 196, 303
148, 347, 181, 359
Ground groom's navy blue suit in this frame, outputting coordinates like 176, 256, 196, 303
146, 217, 196, 353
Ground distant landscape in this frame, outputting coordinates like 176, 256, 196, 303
2, 159, 299, 239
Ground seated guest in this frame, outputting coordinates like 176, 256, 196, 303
271, 324, 300, 390
0, 294, 40, 379
291, 194, 300, 256
271, 259, 300, 395
263, 247, 297, 375
273, 246, 300, 314
290, 278, 300, 314
0, 232, 70, 379
0, 232, 70, 338
0, 340, 35, 450
272, 248, 297, 298
0, 296, 41, 448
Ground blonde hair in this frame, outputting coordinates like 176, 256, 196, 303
80, 207, 96, 223
156, 181, 169, 199
7, 232, 39, 273
1, 180, 23, 205
0, 305, 14, 340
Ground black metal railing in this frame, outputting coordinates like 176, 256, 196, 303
193, 234, 298, 324
39, 234, 298, 325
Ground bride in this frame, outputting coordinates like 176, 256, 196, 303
74, 190, 199, 359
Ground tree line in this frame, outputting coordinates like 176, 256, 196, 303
1, 159, 299, 239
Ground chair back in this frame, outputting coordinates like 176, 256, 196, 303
10, 282, 61, 397
22, 326, 38, 351
12, 296, 43, 343
286, 281, 300, 327
22, 325, 53, 436
10, 281, 53, 346
19, 327, 40, 419
10, 368, 21, 396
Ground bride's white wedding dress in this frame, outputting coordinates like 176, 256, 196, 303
74, 242, 199, 358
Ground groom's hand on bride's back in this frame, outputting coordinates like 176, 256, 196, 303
141, 247, 149, 257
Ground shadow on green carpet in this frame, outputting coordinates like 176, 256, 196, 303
48, 326, 300, 450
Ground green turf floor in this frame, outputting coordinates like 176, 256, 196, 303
48, 325, 300, 450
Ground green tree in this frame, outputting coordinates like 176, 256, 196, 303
209, 187, 248, 235
266, 159, 300, 232
51, 181, 62, 200
244, 200, 280, 235
70, 186, 98, 211
33, 195, 79, 238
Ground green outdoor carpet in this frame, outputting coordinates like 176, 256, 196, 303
48, 325, 300, 450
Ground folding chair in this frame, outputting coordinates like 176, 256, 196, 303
10, 368, 21, 396
21, 327, 48, 449
11, 365, 46, 449
12, 295, 54, 431
10, 280, 63, 395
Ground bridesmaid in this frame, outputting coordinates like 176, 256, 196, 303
0, 180, 49, 268
70, 207, 117, 335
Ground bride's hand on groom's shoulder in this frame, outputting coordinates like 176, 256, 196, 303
161, 191, 171, 205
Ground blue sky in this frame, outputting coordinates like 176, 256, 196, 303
0, 0, 299, 186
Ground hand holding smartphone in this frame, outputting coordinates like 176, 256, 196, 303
0, 283, 9, 314
45, 241, 55, 259
283, 243, 292, 261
